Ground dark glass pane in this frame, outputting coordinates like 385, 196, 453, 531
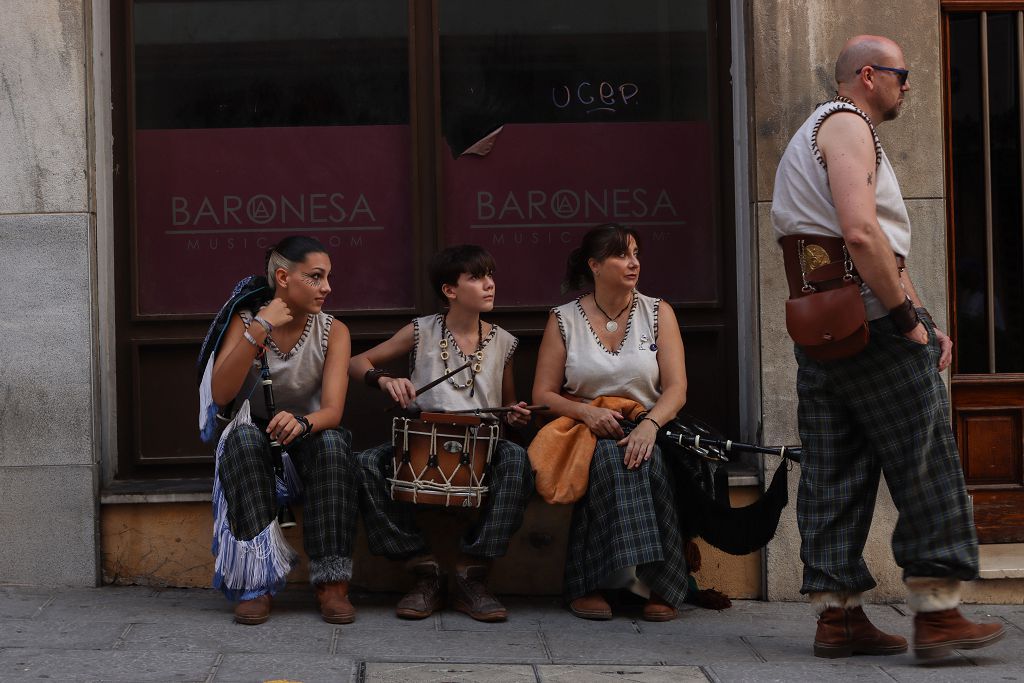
949, 13, 989, 373
439, 1, 709, 153
989, 13, 1024, 373
131, 1, 415, 314
438, 1, 717, 308
133, 0, 409, 128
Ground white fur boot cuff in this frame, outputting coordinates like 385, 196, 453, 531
905, 576, 960, 613
809, 591, 863, 615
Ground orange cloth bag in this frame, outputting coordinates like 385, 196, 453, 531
527, 396, 648, 504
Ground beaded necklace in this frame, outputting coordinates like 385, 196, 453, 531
439, 316, 485, 397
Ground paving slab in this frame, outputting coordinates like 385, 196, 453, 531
119, 621, 334, 654
537, 664, 709, 682
439, 597, 641, 634
707, 662, 890, 682
0, 619, 128, 650
960, 603, 1024, 633
882, 661, 1024, 682
543, 632, 758, 665
0, 589, 53, 620
334, 629, 549, 663
213, 653, 356, 683
365, 662, 537, 682
0, 648, 217, 682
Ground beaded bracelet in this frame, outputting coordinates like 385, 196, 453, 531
253, 316, 273, 335
242, 330, 263, 349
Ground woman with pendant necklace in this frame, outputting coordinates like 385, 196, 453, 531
349, 245, 534, 623
532, 223, 690, 621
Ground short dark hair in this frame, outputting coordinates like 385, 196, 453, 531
428, 244, 496, 303
563, 223, 641, 291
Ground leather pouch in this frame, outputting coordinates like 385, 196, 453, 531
785, 282, 869, 361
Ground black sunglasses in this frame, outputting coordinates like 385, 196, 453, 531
856, 64, 909, 86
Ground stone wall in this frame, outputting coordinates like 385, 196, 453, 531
0, 0, 99, 585
751, 0, 948, 602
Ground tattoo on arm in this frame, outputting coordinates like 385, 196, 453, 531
867, 172, 873, 186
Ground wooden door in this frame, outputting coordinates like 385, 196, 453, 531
944, 5, 1024, 543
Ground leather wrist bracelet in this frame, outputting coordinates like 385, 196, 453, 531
641, 415, 662, 430
364, 368, 394, 389
294, 415, 312, 439
888, 296, 920, 334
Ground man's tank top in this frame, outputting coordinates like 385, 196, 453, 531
771, 98, 912, 320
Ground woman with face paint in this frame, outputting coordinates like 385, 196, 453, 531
208, 236, 357, 626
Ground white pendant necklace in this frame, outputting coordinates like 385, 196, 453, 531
593, 294, 633, 332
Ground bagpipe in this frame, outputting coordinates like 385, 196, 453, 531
626, 413, 801, 556
197, 275, 300, 599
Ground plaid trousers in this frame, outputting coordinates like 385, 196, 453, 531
796, 315, 979, 595
219, 423, 359, 562
356, 439, 534, 559
564, 440, 689, 608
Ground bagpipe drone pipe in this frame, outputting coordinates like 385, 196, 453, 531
622, 413, 802, 556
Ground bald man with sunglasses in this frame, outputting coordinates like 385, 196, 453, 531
772, 35, 1004, 661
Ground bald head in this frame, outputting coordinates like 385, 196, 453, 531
835, 35, 903, 85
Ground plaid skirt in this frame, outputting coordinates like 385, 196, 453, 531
564, 439, 689, 607
356, 439, 533, 559
218, 423, 359, 563
796, 314, 979, 595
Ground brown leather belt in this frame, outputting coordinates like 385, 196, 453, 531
779, 234, 905, 299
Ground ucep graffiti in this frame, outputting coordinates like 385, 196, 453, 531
552, 81, 640, 115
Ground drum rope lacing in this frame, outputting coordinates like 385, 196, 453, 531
389, 418, 497, 508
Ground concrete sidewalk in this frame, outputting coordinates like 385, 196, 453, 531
0, 585, 1021, 682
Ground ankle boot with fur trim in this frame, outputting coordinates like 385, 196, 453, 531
906, 577, 1005, 660
811, 592, 907, 658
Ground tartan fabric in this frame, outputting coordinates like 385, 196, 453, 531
219, 423, 359, 563
356, 439, 533, 559
795, 315, 979, 595
564, 440, 689, 607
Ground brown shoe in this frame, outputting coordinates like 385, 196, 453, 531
914, 608, 1006, 660
814, 606, 908, 658
569, 592, 612, 620
453, 563, 508, 622
234, 594, 271, 625
316, 581, 355, 624
642, 592, 679, 622
396, 556, 446, 619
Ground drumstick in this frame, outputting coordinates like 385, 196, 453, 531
385, 361, 473, 412
446, 405, 549, 415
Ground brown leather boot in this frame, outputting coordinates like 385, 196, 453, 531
233, 594, 271, 625
914, 609, 1006, 660
315, 581, 355, 624
568, 592, 613, 620
814, 606, 908, 658
396, 555, 446, 619
452, 560, 508, 622
642, 592, 679, 622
